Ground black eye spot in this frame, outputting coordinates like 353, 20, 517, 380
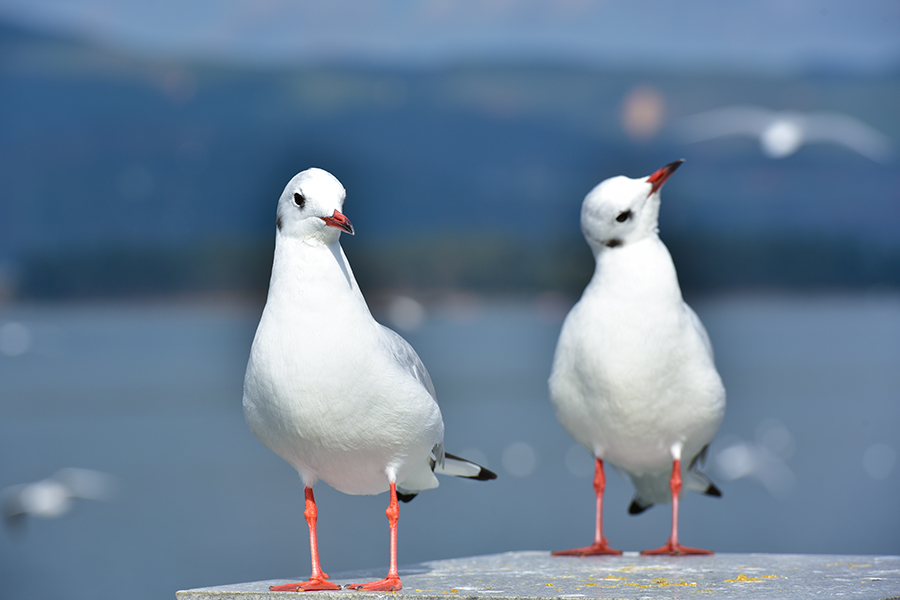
293, 192, 305, 208
616, 210, 632, 223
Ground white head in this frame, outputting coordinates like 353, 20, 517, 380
275, 168, 354, 244
580, 160, 683, 253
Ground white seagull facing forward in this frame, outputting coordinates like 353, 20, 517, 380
549, 160, 725, 556
243, 168, 496, 592
675, 105, 893, 162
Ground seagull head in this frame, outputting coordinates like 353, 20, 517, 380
276, 168, 354, 244
580, 160, 683, 253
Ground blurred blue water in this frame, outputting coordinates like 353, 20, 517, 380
0, 293, 898, 600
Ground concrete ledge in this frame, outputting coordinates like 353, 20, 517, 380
177, 551, 900, 600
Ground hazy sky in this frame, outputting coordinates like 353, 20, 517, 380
1, 0, 899, 72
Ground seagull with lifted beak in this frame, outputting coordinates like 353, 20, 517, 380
549, 160, 725, 556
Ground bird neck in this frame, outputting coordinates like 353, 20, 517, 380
267, 236, 362, 308
588, 236, 682, 303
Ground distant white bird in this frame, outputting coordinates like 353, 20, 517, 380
243, 168, 496, 592
676, 106, 893, 162
2, 468, 116, 527
549, 160, 725, 556
715, 439, 797, 498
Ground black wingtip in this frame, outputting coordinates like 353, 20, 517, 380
704, 483, 723, 498
443, 452, 498, 481
397, 491, 418, 503
472, 467, 498, 481
628, 497, 653, 515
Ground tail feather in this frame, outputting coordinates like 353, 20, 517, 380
397, 451, 497, 503
435, 452, 498, 481
628, 457, 722, 515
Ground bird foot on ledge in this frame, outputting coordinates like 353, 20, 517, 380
269, 577, 341, 592
345, 575, 403, 591
641, 540, 713, 556
552, 542, 622, 556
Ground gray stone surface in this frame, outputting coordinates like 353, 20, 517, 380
177, 551, 900, 600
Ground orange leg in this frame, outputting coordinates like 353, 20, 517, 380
553, 458, 622, 556
269, 486, 341, 591
641, 459, 713, 556
347, 482, 403, 591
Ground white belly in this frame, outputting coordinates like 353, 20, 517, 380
549, 300, 725, 476
243, 310, 443, 495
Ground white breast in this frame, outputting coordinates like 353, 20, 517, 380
243, 240, 444, 495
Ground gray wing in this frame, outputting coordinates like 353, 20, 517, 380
379, 324, 445, 496
683, 301, 714, 360
675, 105, 776, 142
378, 324, 437, 401
379, 325, 498, 502
802, 111, 894, 163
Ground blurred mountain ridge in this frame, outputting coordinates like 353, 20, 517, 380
1, 18, 899, 300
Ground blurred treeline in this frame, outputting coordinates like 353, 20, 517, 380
2, 20, 899, 301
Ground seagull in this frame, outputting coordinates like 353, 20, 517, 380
2, 468, 116, 528
675, 105, 894, 163
243, 168, 496, 592
548, 160, 725, 556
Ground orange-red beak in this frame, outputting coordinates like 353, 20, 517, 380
647, 159, 685, 196
321, 209, 355, 235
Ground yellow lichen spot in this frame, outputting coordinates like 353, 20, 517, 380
449, 589, 458, 593
603, 575, 627, 580
581, 582, 597, 587
652, 578, 669, 585
761, 574, 776, 579
725, 573, 762, 583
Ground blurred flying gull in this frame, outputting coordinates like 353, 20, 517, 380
714, 439, 797, 498
2, 468, 116, 528
712, 419, 797, 499
675, 106, 894, 163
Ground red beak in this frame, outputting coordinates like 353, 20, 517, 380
321, 209, 355, 235
647, 159, 685, 195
